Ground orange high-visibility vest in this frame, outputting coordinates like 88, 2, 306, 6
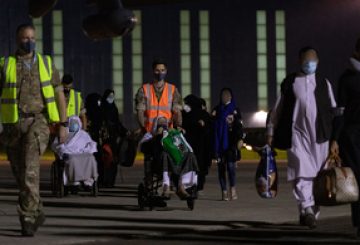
142, 82, 175, 132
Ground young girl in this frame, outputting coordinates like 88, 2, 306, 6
212, 88, 244, 201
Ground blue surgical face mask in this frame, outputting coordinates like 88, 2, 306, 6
21, 41, 36, 54
302, 61, 318, 75
69, 121, 80, 132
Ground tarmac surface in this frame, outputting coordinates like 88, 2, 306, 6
0, 159, 358, 245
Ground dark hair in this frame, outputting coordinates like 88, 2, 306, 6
219, 87, 234, 103
298, 46, 318, 59
62, 74, 74, 85
199, 98, 206, 107
355, 38, 360, 53
16, 23, 35, 36
220, 87, 233, 97
152, 58, 167, 70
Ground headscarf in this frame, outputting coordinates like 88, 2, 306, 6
85, 93, 103, 125
184, 94, 202, 114
101, 89, 120, 124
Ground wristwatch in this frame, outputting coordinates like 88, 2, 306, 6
59, 121, 68, 127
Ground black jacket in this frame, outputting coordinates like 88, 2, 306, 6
274, 73, 334, 149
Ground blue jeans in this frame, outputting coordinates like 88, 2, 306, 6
217, 160, 236, 191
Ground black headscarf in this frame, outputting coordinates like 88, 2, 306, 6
85, 93, 103, 124
184, 94, 202, 114
101, 89, 120, 124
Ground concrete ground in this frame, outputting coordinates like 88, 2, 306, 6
0, 159, 358, 245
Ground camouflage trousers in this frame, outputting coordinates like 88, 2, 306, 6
0, 114, 49, 224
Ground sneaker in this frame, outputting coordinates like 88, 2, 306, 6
222, 191, 229, 201
313, 206, 320, 220
230, 187, 238, 200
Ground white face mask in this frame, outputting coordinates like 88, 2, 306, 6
97, 100, 101, 106
183, 104, 191, 113
106, 97, 115, 104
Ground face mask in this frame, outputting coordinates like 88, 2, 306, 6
64, 87, 71, 95
154, 72, 167, 81
157, 125, 168, 131
20, 41, 36, 54
106, 96, 115, 104
69, 120, 80, 132
302, 61, 318, 75
97, 100, 101, 106
183, 104, 191, 113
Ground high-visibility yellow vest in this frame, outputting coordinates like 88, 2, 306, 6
67, 89, 82, 117
0, 53, 60, 123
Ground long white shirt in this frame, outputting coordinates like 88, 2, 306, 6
269, 73, 336, 181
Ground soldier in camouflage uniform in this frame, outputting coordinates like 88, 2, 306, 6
0, 24, 68, 236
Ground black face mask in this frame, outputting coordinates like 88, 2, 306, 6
20, 41, 36, 54
64, 87, 71, 95
154, 72, 167, 81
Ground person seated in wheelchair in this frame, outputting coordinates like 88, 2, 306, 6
139, 117, 198, 200
51, 116, 98, 192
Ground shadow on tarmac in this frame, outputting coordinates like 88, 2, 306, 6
40, 215, 356, 244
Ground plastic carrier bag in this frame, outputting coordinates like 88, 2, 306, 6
161, 129, 193, 166
255, 145, 278, 198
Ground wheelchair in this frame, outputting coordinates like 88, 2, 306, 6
137, 152, 197, 211
50, 153, 98, 198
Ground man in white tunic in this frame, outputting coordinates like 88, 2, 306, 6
267, 47, 338, 229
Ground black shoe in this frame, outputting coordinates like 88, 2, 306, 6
304, 213, 316, 229
299, 215, 306, 226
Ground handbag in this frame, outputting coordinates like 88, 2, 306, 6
314, 153, 359, 206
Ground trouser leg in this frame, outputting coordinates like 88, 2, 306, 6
292, 178, 315, 215
217, 161, 227, 191
227, 161, 236, 188
6, 117, 49, 223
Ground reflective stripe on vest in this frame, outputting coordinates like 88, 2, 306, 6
142, 82, 175, 132
0, 53, 60, 123
67, 89, 82, 117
